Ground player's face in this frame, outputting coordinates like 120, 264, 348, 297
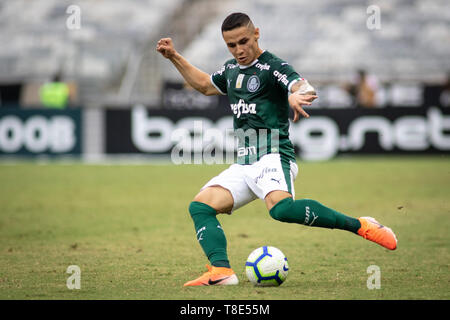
222, 26, 262, 66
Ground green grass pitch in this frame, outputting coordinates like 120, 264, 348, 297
0, 156, 449, 299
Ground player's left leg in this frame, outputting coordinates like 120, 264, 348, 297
266, 191, 362, 234
267, 193, 397, 250
249, 154, 397, 250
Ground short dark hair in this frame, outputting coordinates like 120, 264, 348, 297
221, 12, 252, 32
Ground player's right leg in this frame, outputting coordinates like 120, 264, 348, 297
184, 163, 258, 286
193, 185, 234, 214
184, 186, 238, 287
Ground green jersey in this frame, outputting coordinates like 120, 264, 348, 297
211, 50, 302, 165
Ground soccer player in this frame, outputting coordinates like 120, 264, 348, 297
156, 13, 397, 287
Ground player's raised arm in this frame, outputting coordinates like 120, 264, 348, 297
156, 38, 220, 96
288, 79, 318, 122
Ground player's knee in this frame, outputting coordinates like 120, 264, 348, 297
269, 197, 295, 223
188, 201, 217, 218
192, 187, 234, 214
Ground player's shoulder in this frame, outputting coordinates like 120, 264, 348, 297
262, 51, 290, 68
213, 58, 238, 77
223, 58, 239, 70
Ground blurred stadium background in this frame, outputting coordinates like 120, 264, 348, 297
0, 0, 449, 161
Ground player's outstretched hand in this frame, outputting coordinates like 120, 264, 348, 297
156, 38, 177, 59
288, 93, 318, 122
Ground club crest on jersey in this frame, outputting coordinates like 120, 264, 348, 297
230, 99, 256, 118
247, 75, 260, 92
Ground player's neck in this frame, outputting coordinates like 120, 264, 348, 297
239, 49, 265, 69
255, 48, 264, 59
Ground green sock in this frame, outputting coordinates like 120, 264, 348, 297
269, 197, 361, 233
188, 201, 231, 268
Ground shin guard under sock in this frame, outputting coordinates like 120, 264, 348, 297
269, 197, 361, 233
188, 201, 230, 268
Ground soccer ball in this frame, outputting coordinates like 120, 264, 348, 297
245, 246, 289, 286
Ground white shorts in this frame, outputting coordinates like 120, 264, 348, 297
201, 153, 298, 213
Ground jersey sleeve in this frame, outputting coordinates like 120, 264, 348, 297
271, 59, 303, 93
210, 65, 227, 95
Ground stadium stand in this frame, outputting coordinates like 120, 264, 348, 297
180, 0, 450, 84
0, 0, 448, 107
0, 0, 184, 106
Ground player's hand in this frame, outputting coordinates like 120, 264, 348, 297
156, 38, 177, 59
288, 93, 318, 122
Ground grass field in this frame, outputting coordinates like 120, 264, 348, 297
0, 156, 449, 300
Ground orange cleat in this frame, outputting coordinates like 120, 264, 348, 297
183, 265, 239, 287
358, 217, 398, 250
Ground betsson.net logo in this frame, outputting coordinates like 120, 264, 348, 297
130, 106, 450, 163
